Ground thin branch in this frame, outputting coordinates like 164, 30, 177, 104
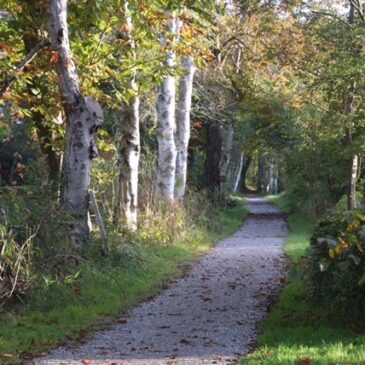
350, 0, 365, 23
0, 39, 50, 98
311, 11, 352, 29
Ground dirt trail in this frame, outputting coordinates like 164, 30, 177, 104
36, 197, 288, 365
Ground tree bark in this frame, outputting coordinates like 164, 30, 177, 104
239, 155, 252, 193
204, 121, 222, 191
175, 55, 196, 199
115, 1, 140, 229
233, 153, 244, 193
34, 112, 60, 180
48, 0, 103, 246
219, 123, 234, 192
258, 155, 267, 193
156, 18, 178, 201
348, 153, 358, 210
346, 1, 357, 210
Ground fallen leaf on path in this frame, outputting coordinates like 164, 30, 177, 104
82, 359, 91, 365
180, 338, 194, 345
20, 352, 34, 360
298, 358, 313, 365
1, 354, 14, 358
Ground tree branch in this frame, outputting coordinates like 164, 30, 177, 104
0, 39, 50, 99
350, 0, 365, 23
311, 11, 352, 29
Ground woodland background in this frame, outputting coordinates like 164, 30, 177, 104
1, 0, 365, 363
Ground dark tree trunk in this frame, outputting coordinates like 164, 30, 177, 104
33, 112, 60, 181
257, 155, 267, 193
204, 121, 222, 191
239, 156, 252, 193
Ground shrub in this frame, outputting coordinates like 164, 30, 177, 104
306, 207, 365, 324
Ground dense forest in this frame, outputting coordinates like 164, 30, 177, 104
1, 0, 365, 364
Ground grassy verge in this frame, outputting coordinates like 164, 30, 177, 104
0, 196, 247, 364
242, 195, 365, 365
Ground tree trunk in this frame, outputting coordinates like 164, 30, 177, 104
267, 157, 279, 194
273, 158, 279, 194
239, 155, 252, 193
361, 159, 365, 205
204, 121, 222, 191
114, 2, 140, 229
34, 112, 60, 181
233, 153, 243, 193
175, 56, 195, 199
346, 2, 357, 210
219, 123, 234, 192
156, 18, 177, 202
258, 155, 267, 193
348, 153, 358, 210
48, 0, 103, 246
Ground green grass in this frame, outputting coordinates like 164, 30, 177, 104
242, 194, 365, 365
0, 197, 247, 363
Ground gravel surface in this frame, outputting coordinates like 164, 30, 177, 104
35, 197, 288, 365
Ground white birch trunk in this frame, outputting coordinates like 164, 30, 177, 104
175, 55, 195, 199
268, 157, 274, 194
115, 2, 140, 229
348, 154, 358, 210
156, 18, 178, 201
48, 0, 103, 246
233, 153, 244, 193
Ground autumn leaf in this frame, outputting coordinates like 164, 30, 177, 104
0, 44, 14, 54
50, 51, 60, 64
1, 92, 13, 102
120, 23, 132, 33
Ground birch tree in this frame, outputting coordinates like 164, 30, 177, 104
156, 17, 178, 201
175, 55, 195, 199
115, 1, 140, 228
48, 0, 103, 246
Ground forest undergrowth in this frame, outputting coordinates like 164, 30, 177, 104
0, 183, 247, 364
242, 195, 365, 365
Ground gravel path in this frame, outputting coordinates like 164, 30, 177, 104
35, 197, 288, 365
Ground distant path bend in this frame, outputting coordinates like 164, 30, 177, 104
36, 196, 288, 365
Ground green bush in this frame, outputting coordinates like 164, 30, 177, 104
306, 207, 365, 324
